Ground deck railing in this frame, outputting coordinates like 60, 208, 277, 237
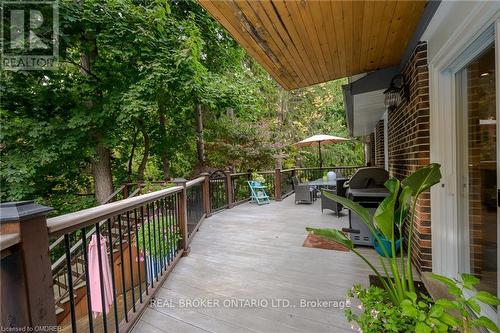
0, 166, 361, 332
185, 176, 206, 243
230, 172, 252, 206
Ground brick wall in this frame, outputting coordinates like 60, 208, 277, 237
387, 42, 431, 272
369, 133, 376, 166
375, 120, 385, 168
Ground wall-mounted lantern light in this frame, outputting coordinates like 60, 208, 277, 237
384, 74, 408, 108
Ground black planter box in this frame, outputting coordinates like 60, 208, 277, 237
369, 275, 430, 298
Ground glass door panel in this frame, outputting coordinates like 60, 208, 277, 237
458, 44, 497, 299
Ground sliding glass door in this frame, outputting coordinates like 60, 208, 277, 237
457, 43, 498, 313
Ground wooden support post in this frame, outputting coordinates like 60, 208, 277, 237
200, 173, 211, 217
0, 201, 56, 329
173, 178, 189, 256
226, 172, 233, 209
275, 168, 282, 201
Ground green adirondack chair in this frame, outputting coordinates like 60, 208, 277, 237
247, 181, 270, 205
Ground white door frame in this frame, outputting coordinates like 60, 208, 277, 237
429, 8, 500, 324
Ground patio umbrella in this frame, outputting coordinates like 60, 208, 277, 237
295, 134, 350, 168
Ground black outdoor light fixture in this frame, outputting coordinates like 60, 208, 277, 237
384, 74, 408, 108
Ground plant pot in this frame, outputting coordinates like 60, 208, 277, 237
369, 275, 430, 298
372, 233, 402, 258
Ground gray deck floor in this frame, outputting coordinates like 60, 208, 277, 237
132, 196, 380, 333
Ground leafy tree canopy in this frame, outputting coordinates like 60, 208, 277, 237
0, 0, 363, 215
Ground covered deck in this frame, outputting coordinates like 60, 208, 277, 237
133, 195, 378, 333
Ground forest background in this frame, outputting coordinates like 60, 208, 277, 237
0, 0, 364, 216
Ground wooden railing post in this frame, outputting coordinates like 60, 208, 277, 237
200, 173, 211, 217
173, 178, 189, 256
226, 172, 233, 209
0, 201, 56, 329
275, 168, 282, 201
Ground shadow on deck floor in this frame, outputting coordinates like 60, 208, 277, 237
132, 196, 378, 333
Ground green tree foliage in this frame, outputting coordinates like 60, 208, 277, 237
1, 0, 363, 214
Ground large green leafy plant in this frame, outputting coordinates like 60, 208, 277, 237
307, 163, 500, 332
307, 164, 442, 304
347, 273, 500, 333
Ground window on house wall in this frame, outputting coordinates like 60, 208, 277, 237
457, 44, 497, 300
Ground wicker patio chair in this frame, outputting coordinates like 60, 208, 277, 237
321, 178, 348, 217
292, 176, 314, 204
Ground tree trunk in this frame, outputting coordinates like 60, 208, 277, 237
81, 29, 114, 203
195, 104, 205, 164
92, 142, 114, 204
158, 105, 170, 180
127, 129, 138, 179
137, 122, 150, 182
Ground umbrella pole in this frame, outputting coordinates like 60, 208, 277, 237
318, 141, 322, 169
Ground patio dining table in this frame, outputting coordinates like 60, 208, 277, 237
306, 177, 347, 188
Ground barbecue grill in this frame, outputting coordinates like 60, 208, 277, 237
343, 167, 390, 246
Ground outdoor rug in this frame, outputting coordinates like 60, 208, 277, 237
302, 232, 349, 252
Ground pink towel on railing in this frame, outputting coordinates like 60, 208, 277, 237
88, 234, 114, 317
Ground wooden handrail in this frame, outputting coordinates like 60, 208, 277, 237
294, 166, 362, 170
229, 172, 251, 177
47, 186, 183, 236
1, 233, 20, 251
186, 176, 205, 188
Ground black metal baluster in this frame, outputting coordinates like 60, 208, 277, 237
117, 215, 128, 322
175, 194, 180, 254
140, 206, 148, 295
156, 200, 164, 272
105, 219, 119, 332
164, 197, 172, 265
81, 227, 94, 333
174, 194, 180, 254
170, 195, 176, 259
167, 195, 173, 257
95, 224, 108, 333
133, 208, 143, 303
163, 198, 170, 266
126, 211, 136, 312
151, 201, 159, 281
162, 197, 171, 266
146, 203, 154, 288
64, 234, 77, 333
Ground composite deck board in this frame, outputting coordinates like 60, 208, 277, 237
132, 196, 381, 333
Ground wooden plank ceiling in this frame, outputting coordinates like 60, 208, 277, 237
198, 0, 427, 90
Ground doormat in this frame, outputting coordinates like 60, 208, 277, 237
302, 233, 349, 252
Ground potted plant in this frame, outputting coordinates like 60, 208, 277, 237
251, 172, 266, 185
307, 164, 500, 332
136, 216, 181, 283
